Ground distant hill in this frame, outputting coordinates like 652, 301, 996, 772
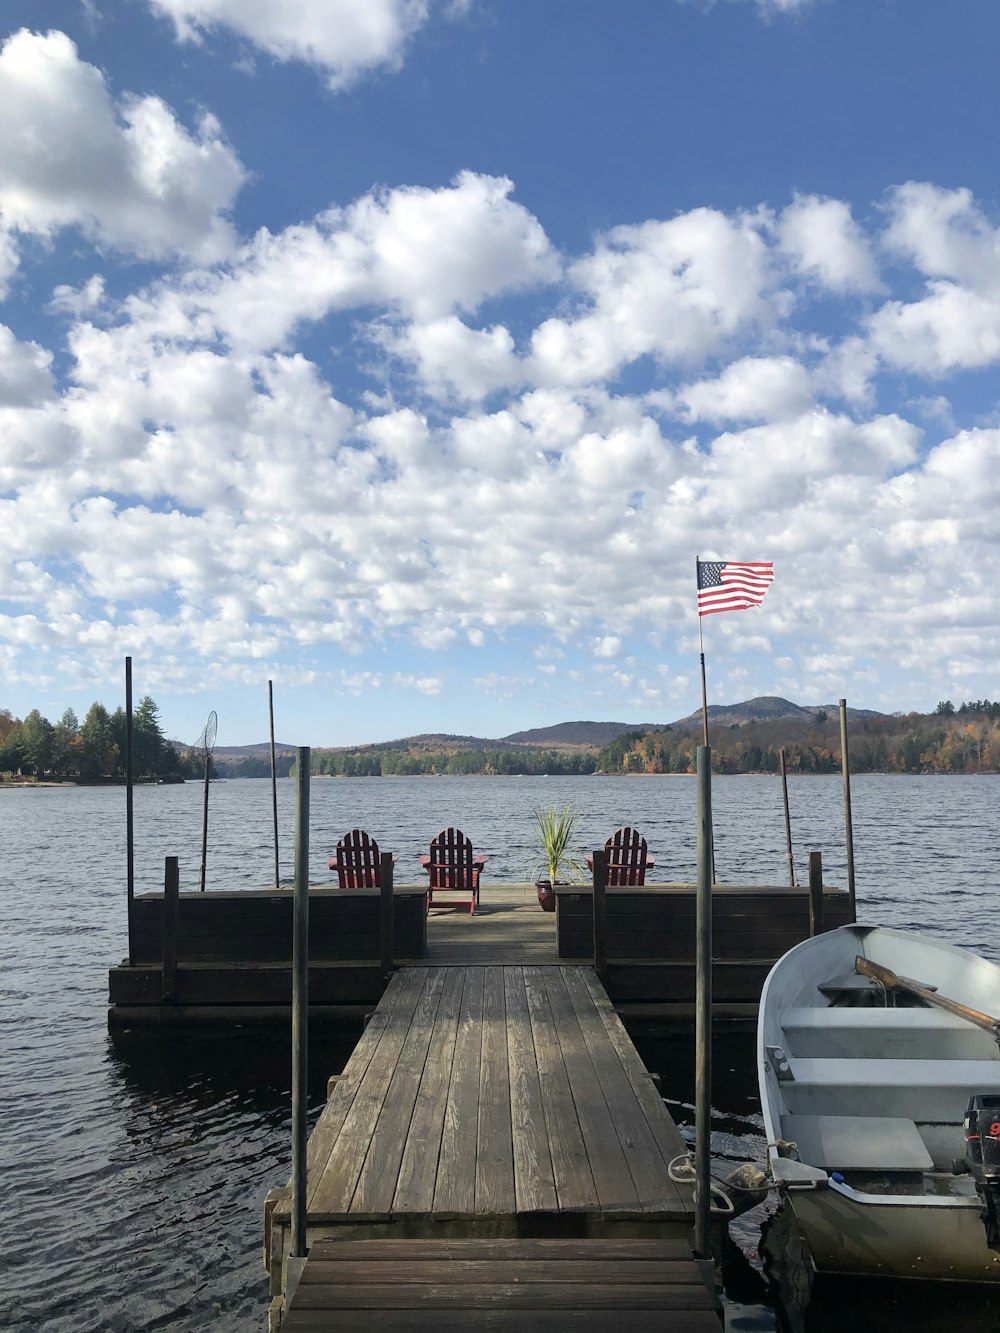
211, 741, 297, 756
501, 720, 668, 747
667, 695, 882, 730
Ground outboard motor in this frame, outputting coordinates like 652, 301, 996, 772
964, 1094, 1000, 1250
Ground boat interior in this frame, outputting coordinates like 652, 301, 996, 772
767, 972, 1000, 1196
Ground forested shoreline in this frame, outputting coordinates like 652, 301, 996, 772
3, 698, 999, 782
0, 697, 194, 782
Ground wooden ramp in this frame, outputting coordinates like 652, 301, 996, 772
266, 965, 702, 1325
280, 1237, 719, 1330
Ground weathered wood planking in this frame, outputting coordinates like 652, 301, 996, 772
128, 886, 428, 963
269, 966, 693, 1259
557, 884, 853, 963
279, 1238, 719, 1331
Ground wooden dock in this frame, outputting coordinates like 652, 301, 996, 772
108, 880, 850, 1024
278, 1238, 719, 1330
265, 964, 710, 1329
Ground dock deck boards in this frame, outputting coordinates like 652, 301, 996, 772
274, 964, 693, 1231
280, 1238, 720, 1330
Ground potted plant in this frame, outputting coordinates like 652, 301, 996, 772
531, 805, 584, 911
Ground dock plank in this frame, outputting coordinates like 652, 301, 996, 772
522, 965, 599, 1212
540, 968, 642, 1216
475, 965, 516, 1216
350, 968, 447, 1218
504, 965, 559, 1213
433, 965, 485, 1217
563, 967, 691, 1215
391, 966, 465, 1217
309, 968, 429, 1215
281, 1238, 719, 1331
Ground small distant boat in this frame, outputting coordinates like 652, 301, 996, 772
759, 923, 1000, 1283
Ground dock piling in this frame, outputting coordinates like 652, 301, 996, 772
591, 847, 608, 983
161, 856, 179, 1000
694, 745, 713, 1262
379, 851, 394, 973
290, 747, 310, 1262
839, 698, 857, 921
808, 851, 825, 936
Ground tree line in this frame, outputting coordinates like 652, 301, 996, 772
594, 701, 1000, 776
309, 746, 598, 777
0, 698, 194, 781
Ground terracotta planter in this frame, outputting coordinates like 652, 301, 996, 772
536, 880, 557, 912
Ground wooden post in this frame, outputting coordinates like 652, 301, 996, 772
592, 848, 608, 984
808, 851, 825, 937
779, 748, 795, 886
162, 856, 179, 1000
839, 699, 857, 922
694, 745, 713, 1262
269, 679, 280, 888
125, 656, 134, 965
291, 747, 310, 1261
379, 851, 394, 974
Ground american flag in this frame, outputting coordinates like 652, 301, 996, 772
697, 560, 774, 617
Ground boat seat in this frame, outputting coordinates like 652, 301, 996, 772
817, 973, 937, 997
780, 1057, 1000, 1122
779, 1113, 933, 1171
780, 1007, 998, 1060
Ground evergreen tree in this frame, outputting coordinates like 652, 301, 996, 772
19, 709, 55, 775
133, 695, 166, 777
80, 702, 115, 778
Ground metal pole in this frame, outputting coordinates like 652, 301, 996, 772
291, 747, 310, 1260
694, 745, 713, 1260
199, 748, 210, 892
779, 748, 795, 886
808, 851, 825, 937
269, 680, 280, 888
839, 699, 857, 922
125, 656, 134, 965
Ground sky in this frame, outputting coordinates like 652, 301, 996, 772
2, 0, 999, 747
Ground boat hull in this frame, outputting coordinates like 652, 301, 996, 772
788, 1185, 1000, 1283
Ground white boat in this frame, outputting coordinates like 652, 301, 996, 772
758, 923, 1000, 1283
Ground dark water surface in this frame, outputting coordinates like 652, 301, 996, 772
3, 774, 1000, 1330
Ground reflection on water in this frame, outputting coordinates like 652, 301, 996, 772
2, 774, 1000, 1330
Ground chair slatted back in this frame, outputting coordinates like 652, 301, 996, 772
605, 826, 649, 886
428, 827, 475, 889
335, 828, 381, 888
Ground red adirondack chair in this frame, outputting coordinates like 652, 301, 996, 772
329, 828, 392, 888
586, 826, 655, 886
420, 827, 488, 915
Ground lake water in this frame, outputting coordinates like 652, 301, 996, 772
3, 773, 1000, 1331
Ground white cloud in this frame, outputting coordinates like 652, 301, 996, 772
0, 326, 55, 407
868, 184, 1000, 376
671, 355, 814, 424
392, 672, 444, 695
530, 207, 783, 384
593, 636, 622, 658
778, 194, 882, 293
0, 29, 244, 267
110, 172, 557, 355
148, 0, 439, 90
380, 316, 521, 401
7, 176, 1000, 709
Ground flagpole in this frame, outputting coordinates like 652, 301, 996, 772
696, 556, 715, 883
697, 556, 709, 748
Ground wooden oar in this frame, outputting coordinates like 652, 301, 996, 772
855, 955, 1000, 1044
